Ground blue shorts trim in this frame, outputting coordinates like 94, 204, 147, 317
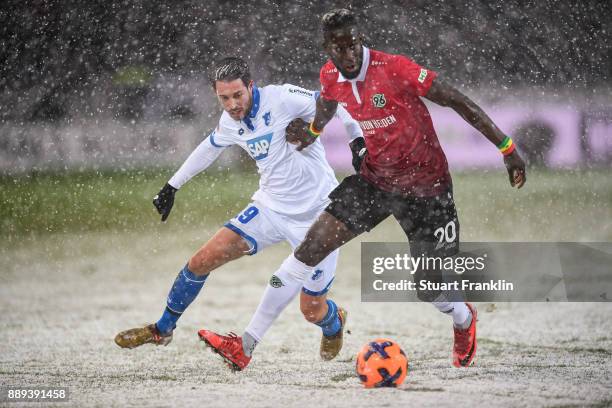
223, 222, 258, 255
302, 277, 335, 297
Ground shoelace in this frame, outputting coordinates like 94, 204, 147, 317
219, 332, 242, 354
454, 328, 470, 352
151, 325, 171, 343
150, 326, 163, 342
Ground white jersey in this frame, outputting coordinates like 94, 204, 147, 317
169, 83, 363, 215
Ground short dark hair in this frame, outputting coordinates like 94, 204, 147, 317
209, 57, 251, 87
321, 8, 357, 33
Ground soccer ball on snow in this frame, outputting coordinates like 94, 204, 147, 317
355, 338, 408, 388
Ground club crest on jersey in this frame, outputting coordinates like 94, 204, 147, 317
311, 269, 323, 281
372, 93, 386, 108
263, 111, 271, 126
247, 133, 273, 160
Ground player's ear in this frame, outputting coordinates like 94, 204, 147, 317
355, 32, 366, 48
247, 80, 254, 92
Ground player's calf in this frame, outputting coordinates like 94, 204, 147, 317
300, 293, 328, 323
154, 264, 209, 334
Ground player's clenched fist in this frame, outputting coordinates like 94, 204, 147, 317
285, 118, 316, 150
153, 183, 178, 222
503, 150, 527, 189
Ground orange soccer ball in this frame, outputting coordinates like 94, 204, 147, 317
356, 338, 408, 388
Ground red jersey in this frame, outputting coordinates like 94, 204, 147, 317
320, 47, 451, 196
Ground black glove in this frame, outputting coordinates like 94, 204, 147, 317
349, 137, 367, 173
153, 183, 178, 222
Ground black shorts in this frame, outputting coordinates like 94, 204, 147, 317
325, 174, 459, 258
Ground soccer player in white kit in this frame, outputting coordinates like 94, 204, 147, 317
115, 57, 363, 370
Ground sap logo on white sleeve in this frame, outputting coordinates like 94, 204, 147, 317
247, 133, 273, 160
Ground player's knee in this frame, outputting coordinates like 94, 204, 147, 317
300, 297, 326, 323
187, 256, 211, 277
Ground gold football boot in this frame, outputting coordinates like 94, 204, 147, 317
320, 308, 348, 361
114, 324, 173, 349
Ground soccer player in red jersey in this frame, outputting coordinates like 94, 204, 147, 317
206, 8, 526, 369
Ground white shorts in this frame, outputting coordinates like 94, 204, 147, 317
225, 202, 338, 297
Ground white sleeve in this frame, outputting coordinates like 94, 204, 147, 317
334, 104, 363, 142
281, 84, 317, 121
281, 84, 362, 141
168, 131, 227, 189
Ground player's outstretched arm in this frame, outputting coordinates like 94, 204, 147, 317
425, 78, 526, 188
153, 132, 227, 222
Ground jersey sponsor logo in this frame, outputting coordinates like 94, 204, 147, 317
288, 88, 313, 97
246, 133, 273, 160
323, 68, 338, 74
358, 114, 397, 131
263, 111, 271, 126
270, 275, 284, 288
372, 93, 386, 108
418, 68, 428, 83
371, 60, 387, 66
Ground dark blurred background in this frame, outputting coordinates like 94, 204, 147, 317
0, 0, 611, 172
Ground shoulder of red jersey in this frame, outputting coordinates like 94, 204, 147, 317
319, 60, 339, 83
368, 49, 395, 65
370, 50, 419, 71
365, 50, 426, 77
375, 50, 437, 95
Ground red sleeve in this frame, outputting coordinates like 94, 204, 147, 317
390, 55, 437, 96
319, 61, 337, 101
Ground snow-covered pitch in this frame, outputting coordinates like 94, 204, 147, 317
2, 220, 611, 407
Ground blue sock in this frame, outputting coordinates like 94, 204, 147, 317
156, 264, 208, 334
315, 299, 341, 337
